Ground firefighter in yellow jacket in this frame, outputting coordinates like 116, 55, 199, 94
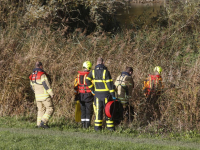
86, 57, 116, 131
74, 61, 94, 128
114, 67, 134, 122
29, 61, 54, 128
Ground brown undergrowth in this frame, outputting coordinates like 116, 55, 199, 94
0, 0, 200, 132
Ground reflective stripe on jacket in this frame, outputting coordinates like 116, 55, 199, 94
86, 64, 115, 97
143, 74, 163, 97
114, 72, 134, 104
74, 71, 91, 94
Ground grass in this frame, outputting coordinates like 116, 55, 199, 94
1, 129, 200, 150
0, 117, 200, 150
1, 117, 200, 150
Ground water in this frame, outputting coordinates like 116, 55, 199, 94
115, 2, 165, 28
115, 0, 190, 28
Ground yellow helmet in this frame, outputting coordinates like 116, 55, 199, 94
154, 66, 162, 74
83, 61, 92, 70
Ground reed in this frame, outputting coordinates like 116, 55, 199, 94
0, 0, 200, 132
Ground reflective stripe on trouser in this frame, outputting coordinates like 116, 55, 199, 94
93, 102, 97, 116
118, 97, 128, 105
80, 101, 93, 127
36, 97, 54, 125
94, 96, 114, 131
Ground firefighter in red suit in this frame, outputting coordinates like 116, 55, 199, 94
74, 61, 94, 128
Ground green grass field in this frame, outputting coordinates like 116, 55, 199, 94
1, 127, 200, 150
0, 117, 200, 150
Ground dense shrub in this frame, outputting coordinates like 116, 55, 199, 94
0, 0, 200, 132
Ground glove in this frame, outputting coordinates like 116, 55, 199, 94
74, 94, 79, 101
112, 97, 116, 100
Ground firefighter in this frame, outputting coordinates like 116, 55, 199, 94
143, 66, 163, 121
86, 57, 116, 131
114, 67, 134, 122
29, 61, 54, 129
74, 61, 94, 128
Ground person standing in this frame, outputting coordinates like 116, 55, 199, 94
29, 61, 54, 128
86, 57, 116, 131
143, 66, 163, 121
74, 61, 94, 128
114, 67, 134, 122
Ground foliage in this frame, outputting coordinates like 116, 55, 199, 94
0, 0, 122, 34
0, 0, 200, 134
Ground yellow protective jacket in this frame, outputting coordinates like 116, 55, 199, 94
29, 68, 53, 101
114, 72, 134, 104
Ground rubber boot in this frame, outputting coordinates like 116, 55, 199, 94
39, 121, 50, 129
85, 122, 90, 129
107, 127, 115, 132
82, 122, 85, 128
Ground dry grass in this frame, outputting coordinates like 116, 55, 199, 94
0, 0, 200, 132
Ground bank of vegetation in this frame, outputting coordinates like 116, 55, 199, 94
131, 0, 161, 3
0, 0, 200, 134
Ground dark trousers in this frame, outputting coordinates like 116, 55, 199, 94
94, 96, 115, 131
123, 104, 134, 123
146, 94, 161, 122
80, 100, 93, 128
79, 93, 94, 128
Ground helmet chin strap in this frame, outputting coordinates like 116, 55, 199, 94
155, 71, 160, 75
84, 68, 89, 72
